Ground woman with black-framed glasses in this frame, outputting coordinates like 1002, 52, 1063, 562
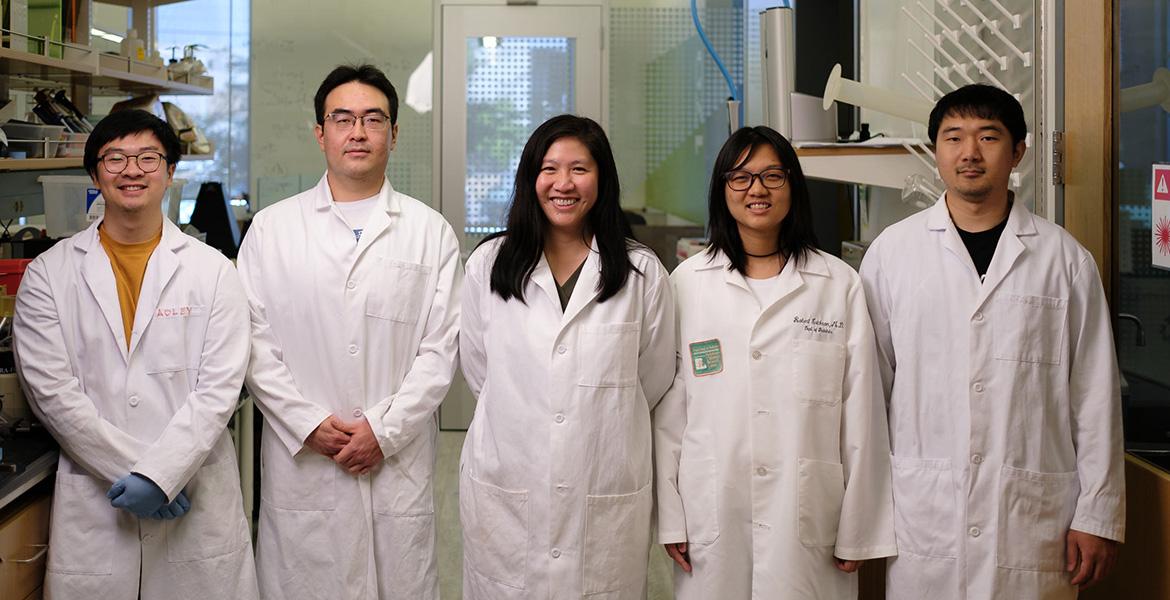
652, 126, 896, 599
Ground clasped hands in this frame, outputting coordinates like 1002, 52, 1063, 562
306, 414, 384, 475
107, 473, 190, 520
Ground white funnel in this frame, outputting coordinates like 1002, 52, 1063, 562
822, 63, 932, 125
1121, 67, 1170, 113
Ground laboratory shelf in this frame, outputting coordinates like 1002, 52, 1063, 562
0, 158, 81, 172
0, 46, 212, 95
795, 146, 936, 190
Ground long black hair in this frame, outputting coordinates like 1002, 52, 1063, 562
486, 114, 636, 304
707, 126, 818, 274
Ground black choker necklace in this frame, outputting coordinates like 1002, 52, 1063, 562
744, 249, 780, 258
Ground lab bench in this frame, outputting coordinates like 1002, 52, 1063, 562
0, 432, 55, 600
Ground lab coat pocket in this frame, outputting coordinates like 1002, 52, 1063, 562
578, 322, 639, 388
46, 472, 116, 575
996, 466, 1078, 571
583, 483, 653, 594
260, 448, 336, 511
677, 458, 720, 545
890, 455, 958, 559
166, 452, 248, 562
460, 471, 529, 589
992, 294, 1068, 365
797, 458, 845, 547
366, 258, 432, 324
790, 339, 847, 407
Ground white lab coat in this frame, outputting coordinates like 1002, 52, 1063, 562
239, 176, 462, 600
459, 237, 676, 599
13, 219, 257, 600
653, 248, 896, 600
859, 197, 1125, 600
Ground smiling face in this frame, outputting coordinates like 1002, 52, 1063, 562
934, 112, 1025, 205
91, 130, 174, 218
536, 137, 599, 238
315, 81, 398, 187
725, 144, 791, 241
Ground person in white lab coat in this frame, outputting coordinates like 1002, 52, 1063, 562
860, 84, 1125, 599
238, 65, 462, 600
459, 114, 676, 599
653, 126, 896, 600
13, 110, 258, 600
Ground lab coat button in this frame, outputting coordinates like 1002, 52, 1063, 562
556, 483, 569, 492
554, 413, 565, 424
128, 396, 139, 407
973, 311, 984, 322
348, 344, 359, 355
551, 548, 561, 558
973, 382, 985, 393
751, 350, 762, 360
971, 454, 984, 464
969, 526, 981, 538
556, 345, 567, 355
353, 408, 363, 418
346, 280, 356, 290
755, 466, 767, 476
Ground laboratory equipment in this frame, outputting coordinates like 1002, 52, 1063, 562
822, 63, 932, 126
760, 6, 795, 137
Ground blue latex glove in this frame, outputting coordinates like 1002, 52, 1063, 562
107, 473, 168, 518
149, 490, 191, 520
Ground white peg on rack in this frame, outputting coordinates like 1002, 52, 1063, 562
902, 72, 937, 102
961, 0, 1032, 67
935, 1, 1009, 71
901, 140, 939, 175
909, 40, 960, 89
902, 7, 973, 83
916, 71, 947, 98
984, 0, 1022, 29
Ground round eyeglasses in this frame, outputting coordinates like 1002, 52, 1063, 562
99, 151, 165, 174
324, 111, 391, 132
725, 168, 788, 191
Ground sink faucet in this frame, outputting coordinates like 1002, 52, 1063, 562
1118, 313, 1146, 347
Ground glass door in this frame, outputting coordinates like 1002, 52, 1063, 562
1117, 0, 1170, 466
435, 2, 605, 430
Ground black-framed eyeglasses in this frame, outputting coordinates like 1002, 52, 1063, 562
725, 168, 788, 191
99, 151, 166, 174
324, 111, 391, 132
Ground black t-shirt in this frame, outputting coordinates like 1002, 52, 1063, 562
956, 216, 1009, 280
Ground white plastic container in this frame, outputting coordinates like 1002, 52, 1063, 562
39, 176, 188, 237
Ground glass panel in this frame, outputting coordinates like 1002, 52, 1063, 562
464, 36, 575, 247
1117, 0, 1170, 460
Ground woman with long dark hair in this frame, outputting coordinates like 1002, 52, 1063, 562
653, 126, 896, 599
459, 115, 675, 599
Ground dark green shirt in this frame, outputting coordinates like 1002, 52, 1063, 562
556, 260, 587, 311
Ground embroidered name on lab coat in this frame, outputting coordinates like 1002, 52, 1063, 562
792, 315, 844, 336
155, 306, 203, 319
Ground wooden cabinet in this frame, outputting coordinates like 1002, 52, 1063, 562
0, 489, 51, 600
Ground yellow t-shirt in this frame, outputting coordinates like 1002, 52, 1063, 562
99, 226, 162, 349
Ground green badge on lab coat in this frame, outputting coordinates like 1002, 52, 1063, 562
689, 339, 723, 377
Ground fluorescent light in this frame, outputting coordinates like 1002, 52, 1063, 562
91, 27, 124, 43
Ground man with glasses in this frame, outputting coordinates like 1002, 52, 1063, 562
14, 109, 259, 599
860, 85, 1124, 598
238, 64, 461, 599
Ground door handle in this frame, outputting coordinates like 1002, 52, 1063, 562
1, 543, 48, 564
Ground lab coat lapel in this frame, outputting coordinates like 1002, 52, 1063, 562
128, 220, 184, 357
560, 242, 602, 327
79, 222, 129, 364
353, 179, 395, 260
757, 252, 823, 316
531, 255, 561, 315
972, 200, 1032, 314
928, 195, 979, 278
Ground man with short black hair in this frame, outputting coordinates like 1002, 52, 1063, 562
240, 64, 461, 600
860, 84, 1125, 599
14, 109, 258, 599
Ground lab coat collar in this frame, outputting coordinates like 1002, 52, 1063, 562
76, 217, 186, 363
312, 174, 401, 215
533, 237, 603, 328
694, 246, 830, 277
928, 191, 1035, 315
696, 247, 816, 311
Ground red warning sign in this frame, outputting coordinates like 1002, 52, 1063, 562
1155, 164, 1170, 201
